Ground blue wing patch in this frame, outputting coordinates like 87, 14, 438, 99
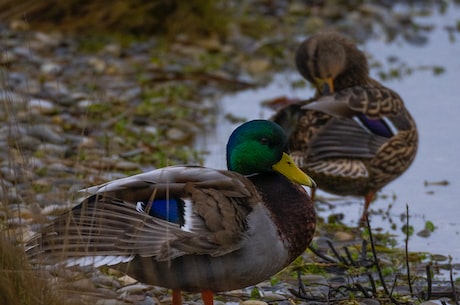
139, 198, 186, 226
356, 113, 394, 138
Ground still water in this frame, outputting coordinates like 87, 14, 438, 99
198, 7, 460, 262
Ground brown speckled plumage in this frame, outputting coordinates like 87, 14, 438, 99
25, 120, 316, 305
273, 32, 418, 222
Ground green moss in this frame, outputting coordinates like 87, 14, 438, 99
0, 0, 231, 39
31, 184, 52, 194
34, 167, 48, 177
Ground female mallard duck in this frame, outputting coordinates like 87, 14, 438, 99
272, 32, 418, 222
26, 120, 316, 305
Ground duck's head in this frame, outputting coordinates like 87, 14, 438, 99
226, 120, 316, 188
295, 32, 369, 95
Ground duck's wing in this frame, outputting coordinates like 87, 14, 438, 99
305, 85, 404, 119
26, 166, 259, 267
302, 85, 402, 161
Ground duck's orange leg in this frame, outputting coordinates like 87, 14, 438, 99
360, 191, 375, 225
201, 290, 214, 305
172, 289, 182, 305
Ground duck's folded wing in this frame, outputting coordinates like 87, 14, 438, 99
303, 85, 404, 118
26, 166, 259, 266
302, 86, 401, 160
306, 117, 388, 161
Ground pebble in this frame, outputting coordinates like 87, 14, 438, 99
419, 302, 440, 305
43, 81, 70, 98
276, 301, 291, 305
0, 90, 25, 105
28, 98, 57, 114
40, 203, 70, 216
416, 229, 431, 238
329, 276, 348, 286
166, 127, 190, 142
0, 165, 35, 183
9, 19, 30, 31
15, 134, 42, 150
300, 274, 328, 285
88, 57, 107, 73
103, 43, 122, 56
430, 254, 448, 262
60, 277, 97, 290
24, 124, 66, 144
37, 142, 68, 156
95, 300, 127, 305
139, 296, 160, 305
334, 230, 355, 241
117, 283, 154, 295
240, 300, 268, 305
77, 99, 97, 109
91, 273, 121, 289
245, 58, 271, 74
117, 275, 138, 285
46, 162, 76, 175
260, 293, 287, 301
0, 194, 18, 210
40, 62, 62, 75
0, 50, 17, 64
359, 300, 380, 305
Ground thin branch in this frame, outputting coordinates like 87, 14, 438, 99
449, 261, 459, 305
368, 273, 377, 294
344, 246, 356, 266
405, 204, 414, 296
366, 216, 390, 295
426, 264, 432, 300
366, 217, 401, 305
390, 273, 399, 297
308, 245, 337, 264
297, 270, 308, 297
326, 240, 349, 265
361, 239, 369, 263
354, 283, 372, 298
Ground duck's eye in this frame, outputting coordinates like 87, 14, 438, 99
259, 137, 270, 145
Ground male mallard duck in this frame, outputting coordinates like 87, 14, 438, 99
26, 120, 316, 305
272, 32, 418, 222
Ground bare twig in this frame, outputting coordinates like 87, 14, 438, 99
344, 246, 355, 266
405, 204, 414, 296
354, 283, 372, 298
308, 245, 337, 264
390, 273, 399, 297
449, 261, 459, 305
361, 239, 369, 263
297, 270, 308, 297
326, 240, 348, 264
367, 273, 378, 296
366, 217, 401, 305
366, 216, 389, 295
426, 264, 432, 300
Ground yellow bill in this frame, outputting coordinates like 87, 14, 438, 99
272, 152, 316, 188
314, 76, 335, 95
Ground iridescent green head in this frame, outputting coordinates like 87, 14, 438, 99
226, 120, 316, 187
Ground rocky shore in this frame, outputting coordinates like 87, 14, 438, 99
0, 19, 303, 305
1, 1, 458, 304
